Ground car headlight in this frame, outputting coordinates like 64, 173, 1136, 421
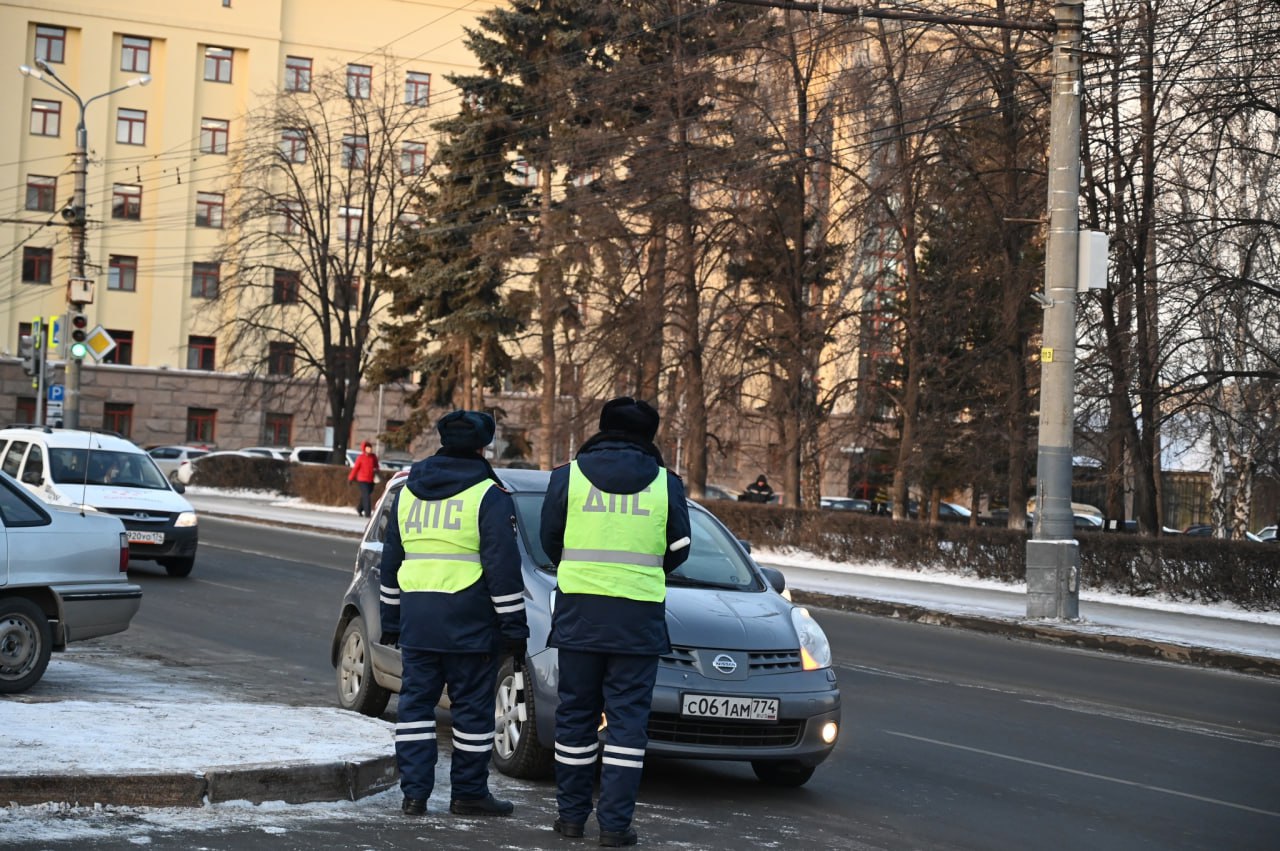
792, 607, 832, 670
174, 511, 198, 528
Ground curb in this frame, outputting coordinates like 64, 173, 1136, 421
790, 590, 1280, 678
0, 755, 397, 808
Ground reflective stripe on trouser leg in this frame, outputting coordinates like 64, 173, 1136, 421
596, 653, 658, 833
442, 650, 501, 800
555, 649, 607, 826
397, 648, 447, 801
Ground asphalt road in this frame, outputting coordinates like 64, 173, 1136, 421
76, 517, 1280, 850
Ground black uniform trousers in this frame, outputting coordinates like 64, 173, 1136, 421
554, 649, 659, 832
395, 647, 499, 802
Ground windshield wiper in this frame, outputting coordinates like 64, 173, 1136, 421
665, 574, 747, 590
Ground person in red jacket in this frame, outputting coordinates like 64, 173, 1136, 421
349, 440, 380, 517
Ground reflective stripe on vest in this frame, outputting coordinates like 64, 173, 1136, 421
558, 462, 668, 603
397, 479, 492, 593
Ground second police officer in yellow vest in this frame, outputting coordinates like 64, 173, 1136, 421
378, 410, 529, 818
540, 397, 692, 847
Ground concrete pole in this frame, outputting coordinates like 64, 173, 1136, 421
1026, 0, 1085, 620
66, 117, 89, 430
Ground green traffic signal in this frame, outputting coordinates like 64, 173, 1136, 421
70, 341, 89, 360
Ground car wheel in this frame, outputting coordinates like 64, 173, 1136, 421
167, 469, 181, 484
0, 597, 53, 695
161, 556, 195, 577
492, 655, 554, 780
751, 760, 816, 787
336, 616, 391, 717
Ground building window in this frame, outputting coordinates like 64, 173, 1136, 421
200, 118, 229, 154
401, 141, 427, 176
405, 71, 431, 106
186, 407, 217, 443
15, 396, 37, 425
341, 134, 368, 169
284, 55, 312, 92
280, 128, 306, 163
276, 200, 303, 235
22, 247, 53, 283
104, 402, 134, 438
112, 183, 142, 219
332, 346, 358, 375
26, 175, 57, 212
334, 274, 359, 309
339, 207, 362, 243
195, 192, 224, 228
108, 255, 138, 291
192, 262, 220, 298
187, 336, 216, 371
273, 268, 300, 303
204, 47, 233, 83
264, 412, 292, 446
268, 342, 295, 376
116, 108, 146, 145
35, 25, 66, 64
103, 329, 133, 365
346, 63, 371, 99
121, 36, 151, 73
30, 99, 61, 136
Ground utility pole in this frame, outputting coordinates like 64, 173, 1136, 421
1026, 0, 1084, 620
18, 61, 150, 429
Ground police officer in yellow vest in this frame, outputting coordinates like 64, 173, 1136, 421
379, 411, 528, 818
540, 397, 691, 847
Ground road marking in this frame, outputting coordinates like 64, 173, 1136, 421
191, 578, 254, 593
886, 730, 1280, 818
205, 543, 352, 573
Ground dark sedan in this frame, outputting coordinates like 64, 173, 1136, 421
332, 468, 841, 787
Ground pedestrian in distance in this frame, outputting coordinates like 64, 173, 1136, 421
349, 440, 379, 517
377, 411, 529, 818
540, 396, 692, 847
742, 473, 773, 504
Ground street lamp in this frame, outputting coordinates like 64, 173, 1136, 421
19, 60, 150, 429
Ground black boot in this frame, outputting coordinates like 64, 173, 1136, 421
599, 828, 638, 847
554, 818, 586, 838
402, 797, 427, 816
450, 793, 514, 816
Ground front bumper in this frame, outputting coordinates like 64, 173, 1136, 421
125, 524, 198, 561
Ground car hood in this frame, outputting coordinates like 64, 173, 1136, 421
49, 483, 192, 513
665, 587, 798, 650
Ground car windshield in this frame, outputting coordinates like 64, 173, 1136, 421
512, 492, 761, 591
49, 448, 170, 489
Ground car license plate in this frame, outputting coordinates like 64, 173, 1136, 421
126, 531, 165, 545
681, 694, 778, 721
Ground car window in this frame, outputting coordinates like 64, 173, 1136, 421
2, 441, 28, 477
49, 448, 170, 489
512, 492, 760, 590
21, 445, 45, 484
188, 449, 209, 460
150, 447, 178, 459
0, 474, 48, 527
296, 449, 331, 463
369, 484, 400, 544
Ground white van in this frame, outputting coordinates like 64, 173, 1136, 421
0, 426, 199, 577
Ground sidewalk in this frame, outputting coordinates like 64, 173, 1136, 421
3, 489, 1275, 815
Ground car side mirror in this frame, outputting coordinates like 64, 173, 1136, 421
759, 565, 786, 595
171, 481, 186, 494
738, 538, 752, 554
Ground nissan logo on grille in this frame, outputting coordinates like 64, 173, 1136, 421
712, 654, 738, 674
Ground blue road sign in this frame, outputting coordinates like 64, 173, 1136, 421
48, 384, 64, 403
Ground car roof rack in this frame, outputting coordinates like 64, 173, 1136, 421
4, 423, 54, 433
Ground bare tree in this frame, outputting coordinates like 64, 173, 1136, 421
209, 54, 432, 460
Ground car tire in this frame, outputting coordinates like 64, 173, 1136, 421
492, 655, 554, 780
0, 596, 53, 695
161, 556, 195, 577
751, 760, 816, 787
336, 616, 391, 717
167, 470, 181, 484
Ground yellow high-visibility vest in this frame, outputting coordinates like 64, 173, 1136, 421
397, 479, 492, 593
558, 462, 668, 603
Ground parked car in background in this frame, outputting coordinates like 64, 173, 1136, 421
0, 470, 142, 693
238, 446, 290, 460
333, 468, 841, 787
146, 445, 210, 482
290, 446, 350, 465
1257, 525, 1277, 543
1183, 524, 1214, 537
937, 502, 972, 524
379, 453, 414, 472
0, 427, 199, 577
820, 496, 873, 513
176, 450, 257, 485
702, 483, 738, 501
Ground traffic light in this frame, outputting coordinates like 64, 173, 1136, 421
68, 306, 89, 360
19, 334, 36, 376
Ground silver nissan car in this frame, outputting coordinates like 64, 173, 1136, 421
331, 467, 841, 786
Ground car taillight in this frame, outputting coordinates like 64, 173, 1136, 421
119, 532, 130, 572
